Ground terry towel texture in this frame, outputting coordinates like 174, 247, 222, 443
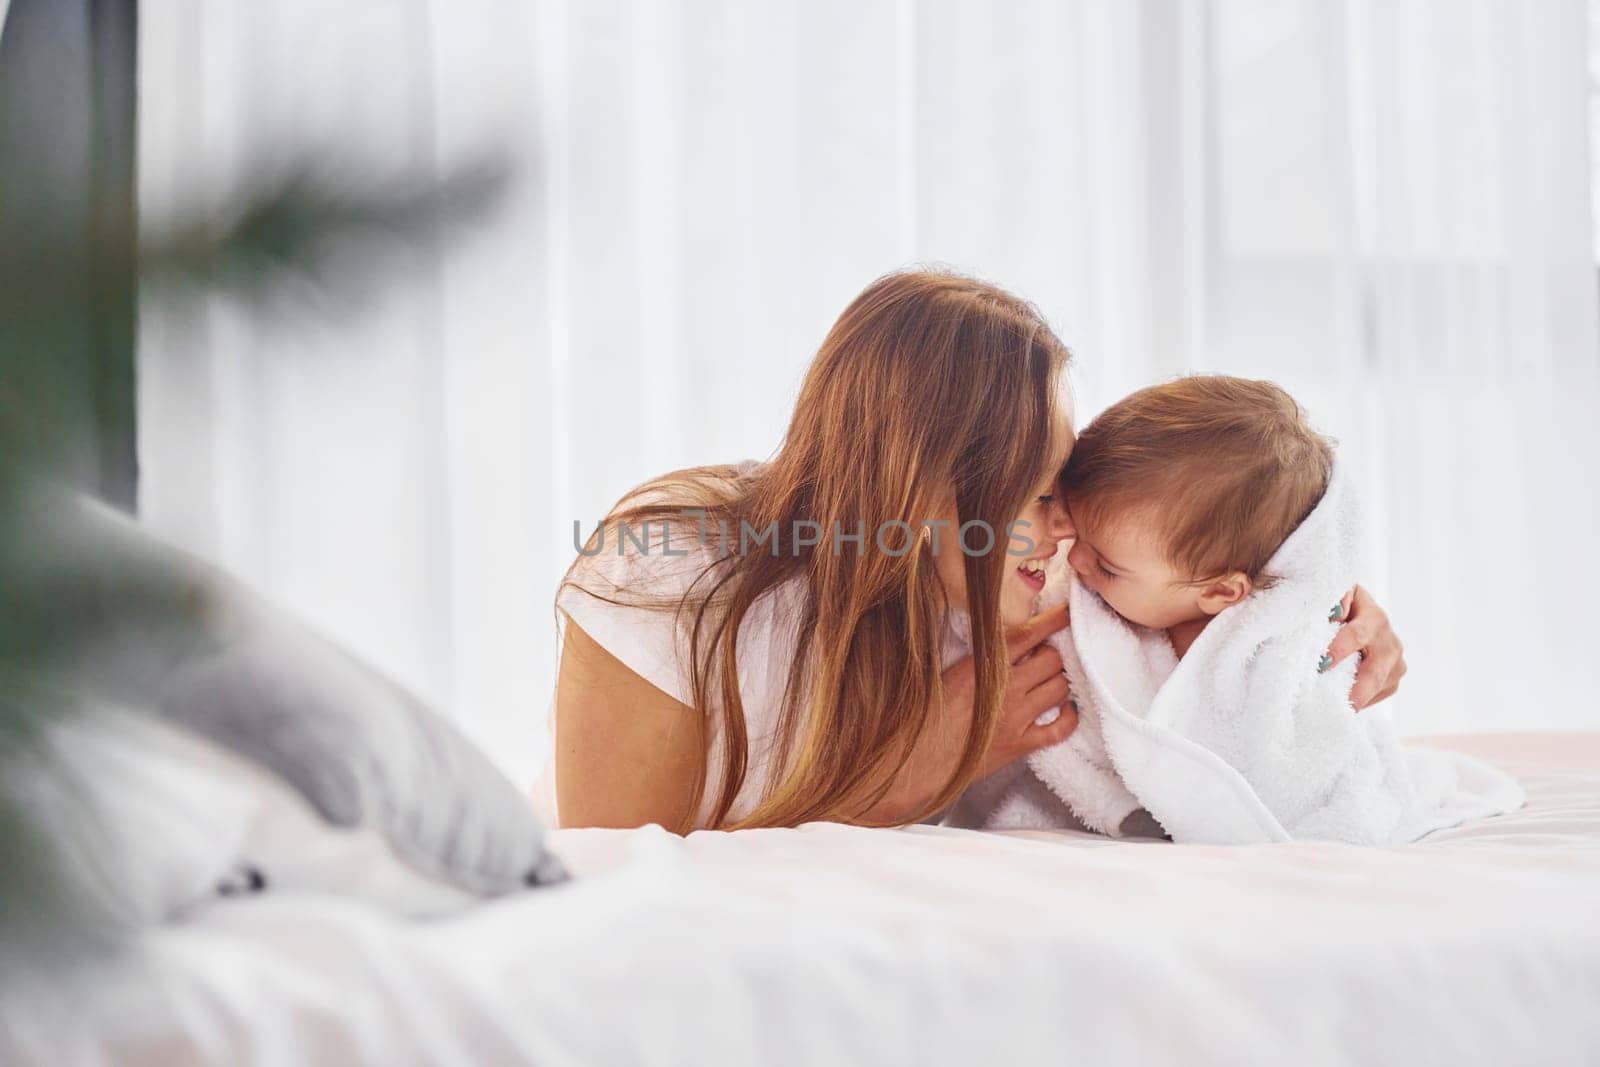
981, 458, 1525, 844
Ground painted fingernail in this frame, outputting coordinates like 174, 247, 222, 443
1329, 603, 1344, 621
1317, 653, 1334, 673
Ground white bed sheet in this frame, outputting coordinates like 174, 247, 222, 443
6, 733, 1600, 1066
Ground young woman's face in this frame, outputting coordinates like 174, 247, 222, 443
934, 392, 1077, 629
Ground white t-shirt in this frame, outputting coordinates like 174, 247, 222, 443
539, 460, 972, 829
540, 461, 804, 828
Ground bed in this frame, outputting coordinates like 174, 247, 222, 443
7, 732, 1599, 1066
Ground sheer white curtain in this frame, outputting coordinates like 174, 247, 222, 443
138, 0, 1600, 784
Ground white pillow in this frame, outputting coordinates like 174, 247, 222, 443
13, 705, 509, 926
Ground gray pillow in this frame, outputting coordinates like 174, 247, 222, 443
12, 488, 564, 929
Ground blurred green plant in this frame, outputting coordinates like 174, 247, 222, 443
0, 156, 512, 961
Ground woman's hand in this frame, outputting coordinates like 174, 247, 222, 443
870, 603, 1078, 823
976, 603, 1081, 775
1325, 584, 1407, 710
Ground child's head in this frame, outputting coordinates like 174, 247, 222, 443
1060, 376, 1332, 630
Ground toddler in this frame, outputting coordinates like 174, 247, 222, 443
967, 373, 1519, 842
972, 373, 1522, 843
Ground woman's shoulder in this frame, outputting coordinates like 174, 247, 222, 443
618, 458, 762, 512
556, 460, 781, 699
567, 459, 765, 597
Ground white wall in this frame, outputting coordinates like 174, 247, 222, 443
138, 1, 1600, 785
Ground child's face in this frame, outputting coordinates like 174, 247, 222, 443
1064, 503, 1210, 630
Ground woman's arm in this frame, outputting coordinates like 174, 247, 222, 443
554, 618, 705, 831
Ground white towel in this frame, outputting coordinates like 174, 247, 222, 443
982, 458, 1525, 844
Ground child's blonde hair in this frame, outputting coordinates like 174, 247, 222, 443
1060, 375, 1332, 588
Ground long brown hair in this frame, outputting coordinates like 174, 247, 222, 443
559, 268, 1071, 829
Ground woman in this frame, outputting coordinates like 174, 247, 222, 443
549, 270, 1405, 833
